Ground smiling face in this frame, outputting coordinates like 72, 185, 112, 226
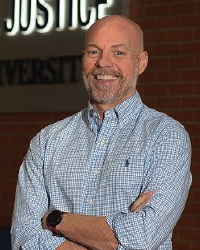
82, 16, 148, 109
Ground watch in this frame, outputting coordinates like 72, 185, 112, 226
46, 210, 64, 237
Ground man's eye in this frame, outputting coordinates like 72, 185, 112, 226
90, 50, 98, 54
87, 50, 100, 57
115, 51, 125, 56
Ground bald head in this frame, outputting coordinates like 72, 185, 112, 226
82, 15, 148, 109
84, 15, 144, 54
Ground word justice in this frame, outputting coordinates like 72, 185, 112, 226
3, 0, 113, 36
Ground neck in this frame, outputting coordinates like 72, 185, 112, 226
90, 90, 136, 120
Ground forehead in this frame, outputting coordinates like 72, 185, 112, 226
85, 20, 138, 50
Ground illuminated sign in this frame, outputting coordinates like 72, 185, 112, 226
3, 0, 114, 36
0, 0, 127, 112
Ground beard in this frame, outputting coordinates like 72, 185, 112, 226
83, 64, 139, 105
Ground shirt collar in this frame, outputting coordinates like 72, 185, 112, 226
87, 91, 144, 129
113, 91, 144, 125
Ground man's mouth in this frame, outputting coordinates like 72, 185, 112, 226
94, 75, 119, 80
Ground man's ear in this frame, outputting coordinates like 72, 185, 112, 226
138, 51, 148, 75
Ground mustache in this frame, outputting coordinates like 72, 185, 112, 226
86, 68, 123, 78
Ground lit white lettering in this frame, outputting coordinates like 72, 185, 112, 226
37, 0, 54, 33
3, 0, 114, 36
21, 0, 37, 35
98, 0, 114, 19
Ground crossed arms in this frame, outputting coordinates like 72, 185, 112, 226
11, 121, 192, 250
42, 192, 153, 250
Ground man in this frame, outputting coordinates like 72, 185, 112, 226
11, 15, 192, 250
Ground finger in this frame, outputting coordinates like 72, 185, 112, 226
130, 191, 153, 212
131, 197, 151, 212
132, 191, 152, 209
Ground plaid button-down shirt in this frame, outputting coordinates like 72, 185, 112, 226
11, 92, 192, 250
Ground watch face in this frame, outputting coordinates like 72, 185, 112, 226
47, 210, 62, 227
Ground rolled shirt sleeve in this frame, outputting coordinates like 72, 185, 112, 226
106, 123, 192, 250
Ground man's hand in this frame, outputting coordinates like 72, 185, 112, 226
130, 191, 153, 212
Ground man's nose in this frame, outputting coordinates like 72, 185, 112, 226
95, 52, 114, 68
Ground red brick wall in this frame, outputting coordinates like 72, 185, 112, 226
131, 0, 200, 249
0, 1, 199, 249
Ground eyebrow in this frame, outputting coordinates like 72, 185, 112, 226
85, 43, 130, 52
86, 44, 101, 49
111, 44, 130, 51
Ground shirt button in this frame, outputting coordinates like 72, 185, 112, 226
101, 139, 105, 145
88, 199, 94, 205
93, 169, 99, 175
119, 123, 123, 128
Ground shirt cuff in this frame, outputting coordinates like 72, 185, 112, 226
106, 211, 128, 231
19, 230, 66, 250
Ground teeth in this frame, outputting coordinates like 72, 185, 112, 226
97, 75, 118, 80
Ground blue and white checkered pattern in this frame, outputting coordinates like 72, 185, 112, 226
11, 92, 192, 250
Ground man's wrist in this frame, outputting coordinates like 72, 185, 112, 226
42, 210, 67, 237
48, 226, 64, 237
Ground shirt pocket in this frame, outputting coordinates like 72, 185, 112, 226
104, 154, 145, 200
